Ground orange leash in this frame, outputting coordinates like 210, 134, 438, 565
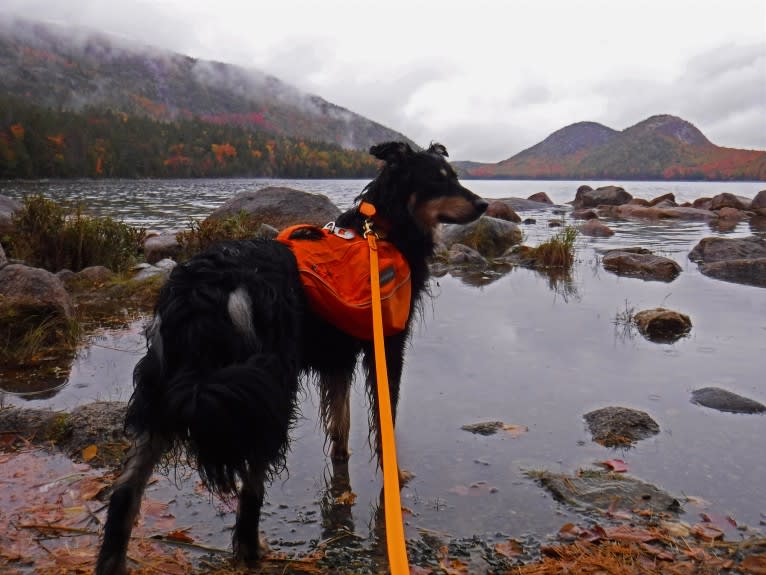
361, 202, 410, 574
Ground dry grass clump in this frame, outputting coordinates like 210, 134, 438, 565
176, 211, 273, 260
528, 226, 578, 269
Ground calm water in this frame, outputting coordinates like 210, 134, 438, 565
1, 179, 765, 553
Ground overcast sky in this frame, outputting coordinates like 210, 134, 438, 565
1, 0, 764, 161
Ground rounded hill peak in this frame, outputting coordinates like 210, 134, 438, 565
625, 115, 711, 147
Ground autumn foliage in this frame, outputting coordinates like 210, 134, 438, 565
0, 96, 379, 179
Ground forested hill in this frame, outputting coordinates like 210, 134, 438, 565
0, 95, 380, 178
459, 116, 766, 181
0, 16, 413, 178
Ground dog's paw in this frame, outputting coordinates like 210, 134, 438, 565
398, 468, 416, 485
233, 534, 270, 567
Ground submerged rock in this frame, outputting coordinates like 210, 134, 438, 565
633, 308, 692, 343
602, 251, 681, 282
535, 470, 680, 513
0, 401, 129, 466
584, 406, 660, 447
691, 387, 766, 414
578, 219, 614, 237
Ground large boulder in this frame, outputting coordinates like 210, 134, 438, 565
751, 189, 766, 216
207, 187, 340, 230
0, 194, 21, 236
602, 250, 681, 282
440, 216, 523, 258
689, 236, 766, 288
689, 236, 766, 263
647, 193, 677, 207
0, 264, 72, 317
599, 204, 717, 221
0, 264, 73, 357
709, 192, 751, 211
144, 232, 182, 264
571, 185, 632, 209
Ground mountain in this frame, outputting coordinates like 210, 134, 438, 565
460, 115, 766, 181
0, 17, 413, 151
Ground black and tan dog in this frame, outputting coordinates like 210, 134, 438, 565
95, 142, 487, 574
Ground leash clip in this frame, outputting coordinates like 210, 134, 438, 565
363, 218, 377, 239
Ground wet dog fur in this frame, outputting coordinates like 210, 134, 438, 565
95, 142, 487, 574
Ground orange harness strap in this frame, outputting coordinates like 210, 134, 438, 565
361, 201, 410, 574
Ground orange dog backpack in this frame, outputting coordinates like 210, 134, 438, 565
276, 223, 411, 340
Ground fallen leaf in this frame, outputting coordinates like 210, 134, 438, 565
602, 524, 658, 543
502, 423, 529, 438
690, 523, 725, 541
81, 444, 98, 462
165, 529, 195, 543
700, 512, 737, 529
495, 539, 523, 558
599, 458, 628, 473
740, 554, 766, 575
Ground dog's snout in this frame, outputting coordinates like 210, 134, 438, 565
474, 198, 489, 214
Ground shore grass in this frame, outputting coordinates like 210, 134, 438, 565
529, 226, 578, 269
176, 211, 270, 260
4, 194, 145, 273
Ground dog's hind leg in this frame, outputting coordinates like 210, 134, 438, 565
95, 433, 167, 575
319, 371, 354, 462
232, 465, 269, 566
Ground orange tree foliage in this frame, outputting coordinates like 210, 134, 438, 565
0, 96, 380, 179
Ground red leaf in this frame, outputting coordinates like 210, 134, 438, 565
599, 459, 629, 473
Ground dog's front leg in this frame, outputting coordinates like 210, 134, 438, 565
232, 465, 269, 566
95, 433, 167, 575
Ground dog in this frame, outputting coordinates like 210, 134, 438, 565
95, 141, 487, 574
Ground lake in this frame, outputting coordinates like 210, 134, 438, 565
1, 178, 765, 557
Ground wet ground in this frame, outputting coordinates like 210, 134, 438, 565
1, 179, 765, 567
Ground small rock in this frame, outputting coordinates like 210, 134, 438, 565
689, 236, 766, 263
447, 243, 488, 268
584, 406, 660, 446
633, 308, 692, 343
578, 219, 614, 237
571, 209, 599, 220
485, 200, 521, 222
648, 193, 677, 207
461, 421, 505, 436
522, 218, 537, 225
527, 192, 553, 204
691, 387, 766, 414
602, 251, 681, 282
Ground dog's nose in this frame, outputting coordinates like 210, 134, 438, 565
475, 198, 489, 213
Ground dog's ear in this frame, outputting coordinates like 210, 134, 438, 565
370, 142, 413, 165
427, 142, 449, 158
